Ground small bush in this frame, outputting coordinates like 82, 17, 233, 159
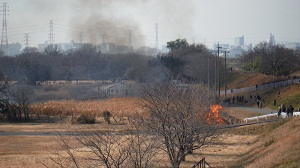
102, 110, 112, 124
73, 114, 96, 124
264, 138, 275, 147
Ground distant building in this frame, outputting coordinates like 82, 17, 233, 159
234, 35, 244, 47
100, 43, 131, 54
38, 41, 84, 52
38, 41, 49, 51
229, 46, 245, 57
1, 43, 22, 56
268, 33, 276, 45
136, 46, 158, 56
213, 43, 230, 51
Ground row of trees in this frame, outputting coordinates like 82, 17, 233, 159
240, 42, 300, 76
0, 40, 222, 86
1, 40, 299, 86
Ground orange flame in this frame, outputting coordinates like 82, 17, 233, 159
206, 104, 224, 124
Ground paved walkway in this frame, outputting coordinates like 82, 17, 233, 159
222, 102, 276, 115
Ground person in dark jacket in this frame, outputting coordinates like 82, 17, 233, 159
288, 104, 294, 117
278, 106, 282, 116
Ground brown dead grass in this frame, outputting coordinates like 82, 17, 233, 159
1, 72, 300, 167
242, 117, 300, 168
227, 72, 287, 89
1, 117, 300, 167
227, 117, 300, 168
0, 136, 60, 168
29, 97, 145, 119
290, 70, 300, 77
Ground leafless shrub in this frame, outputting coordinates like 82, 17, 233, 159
46, 116, 161, 168
72, 114, 96, 124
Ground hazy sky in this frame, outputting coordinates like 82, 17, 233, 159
3, 0, 300, 49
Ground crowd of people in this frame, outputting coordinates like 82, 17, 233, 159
277, 103, 300, 117
224, 90, 300, 118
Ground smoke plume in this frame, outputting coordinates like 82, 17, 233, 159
71, 0, 145, 48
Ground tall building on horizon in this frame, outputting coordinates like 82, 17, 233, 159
234, 35, 244, 47
268, 33, 276, 45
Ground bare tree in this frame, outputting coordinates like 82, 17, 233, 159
76, 129, 129, 168
140, 81, 220, 168
47, 118, 161, 168
9, 85, 32, 120
125, 116, 162, 168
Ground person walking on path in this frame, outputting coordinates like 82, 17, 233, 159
288, 104, 294, 117
281, 103, 286, 113
278, 106, 282, 116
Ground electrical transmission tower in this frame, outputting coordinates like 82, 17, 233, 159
1, 2, 9, 49
49, 20, 54, 44
155, 23, 158, 50
24, 33, 30, 47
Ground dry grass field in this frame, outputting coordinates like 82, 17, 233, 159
29, 97, 146, 123
0, 97, 247, 168
1, 98, 300, 167
1, 72, 300, 167
0, 125, 261, 168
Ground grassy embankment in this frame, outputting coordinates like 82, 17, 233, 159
223, 71, 300, 167
225, 71, 300, 110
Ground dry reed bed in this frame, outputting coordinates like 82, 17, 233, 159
29, 97, 146, 118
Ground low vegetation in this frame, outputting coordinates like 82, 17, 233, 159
29, 97, 144, 123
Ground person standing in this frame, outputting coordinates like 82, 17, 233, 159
273, 98, 277, 106
281, 103, 286, 112
288, 104, 294, 117
278, 106, 282, 116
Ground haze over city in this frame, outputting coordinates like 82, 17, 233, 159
3, 0, 300, 49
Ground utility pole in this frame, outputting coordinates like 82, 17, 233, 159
49, 20, 54, 44
224, 50, 229, 99
208, 55, 210, 91
24, 33, 30, 47
1, 2, 9, 49
215, 49, 217, 94
217, 42, 222, 99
